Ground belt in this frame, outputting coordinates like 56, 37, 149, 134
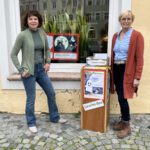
114, 60, 126, 64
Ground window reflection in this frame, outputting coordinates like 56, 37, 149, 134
19, 0, 109, 63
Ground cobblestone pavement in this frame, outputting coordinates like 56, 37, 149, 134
0, 113, 150, 150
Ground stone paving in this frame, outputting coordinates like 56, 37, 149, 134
0, 112, 150, 150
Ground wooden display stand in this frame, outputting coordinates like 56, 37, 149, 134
81, 65, 110, 133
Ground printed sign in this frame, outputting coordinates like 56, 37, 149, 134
84, 71, 105, 99
83, 99, 104, 111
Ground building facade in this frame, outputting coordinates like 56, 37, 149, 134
0, 0, 149, 114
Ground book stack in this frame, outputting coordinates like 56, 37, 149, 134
86, 53, 109, 66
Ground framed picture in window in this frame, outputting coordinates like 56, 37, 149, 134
47, 33, 79, 61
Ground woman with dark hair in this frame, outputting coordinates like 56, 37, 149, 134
11, 10, 67, 133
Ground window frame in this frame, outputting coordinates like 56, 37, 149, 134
0, 0, 131, 89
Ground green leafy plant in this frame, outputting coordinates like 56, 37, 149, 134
76, 10, 89, 62
43, 9, 90, 62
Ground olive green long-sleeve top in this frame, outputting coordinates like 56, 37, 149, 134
11, 28, 50, 75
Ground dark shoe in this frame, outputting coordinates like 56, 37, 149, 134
113, 120, 124, 131
117, 122, 131, 139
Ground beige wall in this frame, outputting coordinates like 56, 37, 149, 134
128, 0, 150, 113
0, 87, 81, 114
0, 0, 150, 114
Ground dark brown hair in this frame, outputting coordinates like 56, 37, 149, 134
23, 10, 43, 28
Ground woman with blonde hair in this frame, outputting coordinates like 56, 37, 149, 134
111, 10, 144, 138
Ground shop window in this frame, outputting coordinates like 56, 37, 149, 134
19, 0, 109, 63
0, 0, 132, 89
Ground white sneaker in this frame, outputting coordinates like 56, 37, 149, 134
58, 118, 67, 124
29, 126, 38, 133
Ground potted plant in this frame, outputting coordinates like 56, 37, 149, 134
43, 9, 90, 62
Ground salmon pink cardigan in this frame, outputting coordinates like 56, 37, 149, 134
110, 29, 144, 99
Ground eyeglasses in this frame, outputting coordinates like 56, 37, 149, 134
121, 17, 132, 21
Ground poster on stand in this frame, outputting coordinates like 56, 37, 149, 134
84, 70, 105, 99
47, 33, 79, 61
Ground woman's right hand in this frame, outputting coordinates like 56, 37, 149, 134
21, 71, 31, 78
133, 78, 140, 88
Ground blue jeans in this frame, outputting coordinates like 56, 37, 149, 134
22, 63, 60, 127
113, 64, 130, 121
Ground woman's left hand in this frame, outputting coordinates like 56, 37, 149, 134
44, 63, 50, 72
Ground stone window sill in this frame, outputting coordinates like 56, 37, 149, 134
7, 72, 81, 81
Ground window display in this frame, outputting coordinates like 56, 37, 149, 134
47, 34, 79, 61
19, 0, 109, 63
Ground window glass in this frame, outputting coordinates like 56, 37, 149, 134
85, 13, 92, 22
88, 0, 93, 6
73, 0, 77, 7
19, 0, 109, 63
52, 1, 56, 9
43, 2, 47, 10
89, 27, 96, 38
96, 13, 101, 20
95, 0, 100, 5
62, 0, 66, 8
33, 4, 36, 10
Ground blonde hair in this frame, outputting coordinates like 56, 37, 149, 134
119, 10, 135, 22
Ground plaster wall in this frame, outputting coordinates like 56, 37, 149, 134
0, 0, 150, 114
